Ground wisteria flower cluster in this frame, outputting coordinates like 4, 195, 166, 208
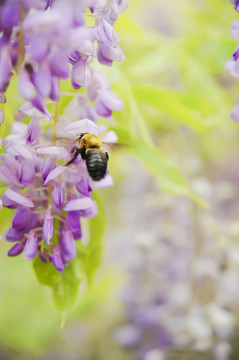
0, 0, 127, 272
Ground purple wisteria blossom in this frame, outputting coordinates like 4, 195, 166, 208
0, 0, 127, 272
0, 0, 127, 110
1, 117, 115, 272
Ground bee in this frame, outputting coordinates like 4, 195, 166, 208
65, 133, 109, 181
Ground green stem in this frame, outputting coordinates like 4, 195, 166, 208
15, 4, 26, 73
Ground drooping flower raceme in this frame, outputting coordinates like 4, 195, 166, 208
0, 0, 127, 272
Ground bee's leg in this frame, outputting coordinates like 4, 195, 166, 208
65, 148, 81, 166
70, 146, 78, 154
105, 152, 109, 160
80, 147, 86, 160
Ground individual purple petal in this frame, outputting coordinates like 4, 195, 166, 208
102, 130, 118, 143
26, 213, 39, 232
67, 27, 93, 56
12, 207, 31, 230
71, 6, 85, 27
41, 156, 56, 183
18, 65, 36, 101
77, 39, 95, 57
95, 18, 119, 47
30, 36, 49, 62
19, 101, 51, 120
1, 1, 21, 33
60, 230, 77, 260
66, 211, 81, 233
95, 97, 111, 117
26, 116, 41, 144
69, 50, 80, 65
23, 9, 63, 36
51, 183, 65, 209
33, 61, 51, 98
97, 45, 112, 66
99, 90, 124, 110
72, 230, 82, 240
51, 245, 64, 273
234, 58, 239, 75
42, 206, 54, 245
71, 59, 91, 89
0, 109, 4, 124
63, 197, 92, 211
44, 164, 66, 185
95, 90, 124, 117
4, 141, 33, 159
0, 162, 19, 185
79, 200, 98, 218
231, 20, 239, 41
0, 45, 12, 92
233, 46, 239, 61
31, 98, 51, 120
1, 193, 18, 209
23, 231, 38, 260
19, 159, 35, 186
6, 227, 25, 242
49, 76, 60, 101
231, 105, 239, 123
98, 43, 125, 62
4, 188, 34, 208
75, 177, 92, 196
8, 243, 23, 257
49, 50, 69, 78
90, 174, 113, 189
87, 70, 111, 101
11, 121, 27, 136
65, 167, 82, 183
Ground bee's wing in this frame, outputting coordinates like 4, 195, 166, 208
61, 119, 100, 138
101, 131, 118, 153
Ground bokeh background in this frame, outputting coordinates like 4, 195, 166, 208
1, 0, 239, 359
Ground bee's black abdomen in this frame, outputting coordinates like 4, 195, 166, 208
86, 150, 108, 181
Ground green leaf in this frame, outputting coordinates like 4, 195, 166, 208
83, 191, 106, 287
33, 256, 84, 311
133, 84, 209, 132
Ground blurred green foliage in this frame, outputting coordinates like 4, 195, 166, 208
0, 0, 238, 357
